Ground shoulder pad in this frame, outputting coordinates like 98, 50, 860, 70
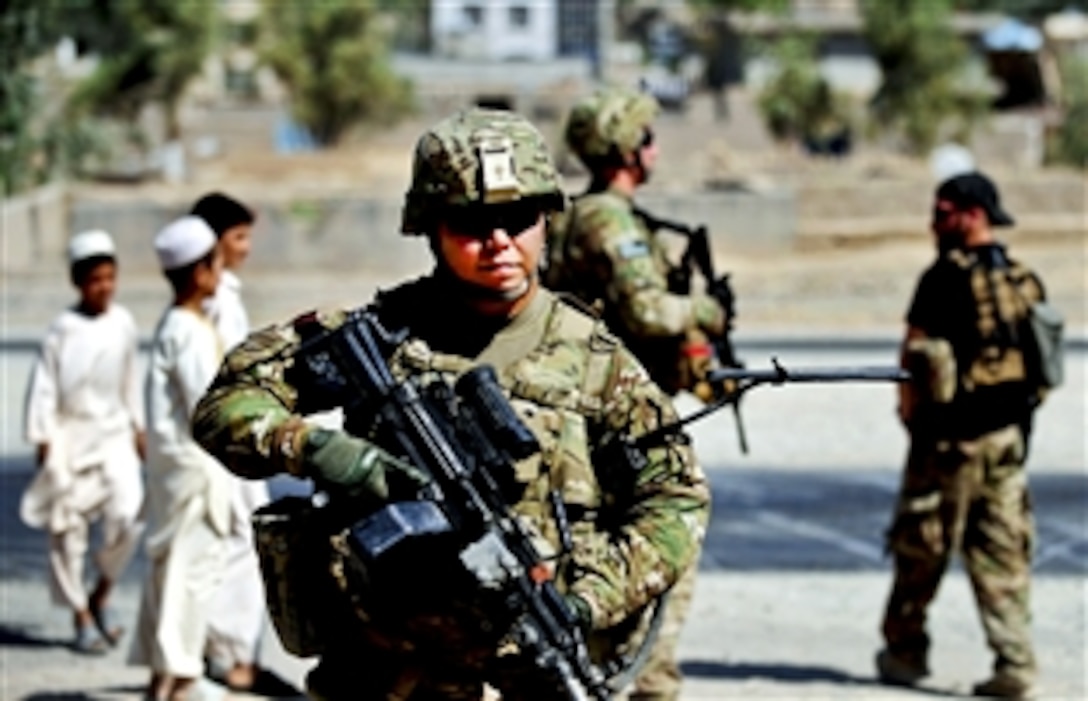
550, 296, 620, 351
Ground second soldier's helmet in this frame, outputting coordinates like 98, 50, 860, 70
564, 87, 659, 168
401, 108, 565, 235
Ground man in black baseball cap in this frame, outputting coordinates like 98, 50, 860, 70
877, 167, 1046, 699
934, 171, 1015, 228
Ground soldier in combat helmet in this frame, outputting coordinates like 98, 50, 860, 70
545, 87, 730, 701
192, 108, 709, 700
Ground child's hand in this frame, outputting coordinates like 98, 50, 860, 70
135, 431, 147, 462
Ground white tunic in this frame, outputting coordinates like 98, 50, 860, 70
203, 268, 272, 668
143, 307, 232, 549
21, 305, 143, 533
206, 269, 249, 352
132, 306, 232, 676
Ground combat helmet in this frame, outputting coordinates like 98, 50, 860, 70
564, 86, 659, 167
401, 108, 565, 235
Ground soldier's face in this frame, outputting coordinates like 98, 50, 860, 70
931, 198, 965, 237
437, 203, 545, 295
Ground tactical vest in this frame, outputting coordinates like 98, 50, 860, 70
945, 246, 1044, 436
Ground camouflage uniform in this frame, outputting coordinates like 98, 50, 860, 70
881, 240, 1045, 694
546, 88, 723, 701
192, 108, 710, 701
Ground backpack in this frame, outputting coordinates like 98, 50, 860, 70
956, 246, 1063, 395
1019, 290, 1064, 391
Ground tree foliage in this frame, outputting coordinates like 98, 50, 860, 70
67, 1, 215, 141
259, 0, 412, 147
1047, 55, 1088, 168
860, 0, 989, 155
2, 0, 69, 194
756, 33, 851, 147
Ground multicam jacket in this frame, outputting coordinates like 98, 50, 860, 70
192, 277, 709, 635
546, 187, 723, 394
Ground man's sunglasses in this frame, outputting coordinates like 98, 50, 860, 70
443, 201, 544, 238
641, 128, 655, 148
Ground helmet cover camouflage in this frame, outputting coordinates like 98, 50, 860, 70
565, 87, 659, 165
401, 108, 565, 235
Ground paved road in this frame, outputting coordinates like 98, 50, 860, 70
1, 345, 1084, 699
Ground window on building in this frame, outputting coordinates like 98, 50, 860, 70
463, 4, 484, 27
509, 5, 530, 28
225, 68, 258, 100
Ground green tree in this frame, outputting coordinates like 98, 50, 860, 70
1047, 55, 1088, 168
861, 0, 989, 155
259, 0, 412, 147
1, 0, 80, 194
67, 1, 215, 141
756, 33, 851, 147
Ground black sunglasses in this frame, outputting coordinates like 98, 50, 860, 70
443, 201, 544, 238
641, 128, 655, 148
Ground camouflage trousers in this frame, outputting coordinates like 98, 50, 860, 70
881, 424, 1036, 678
627, 560, 698, 701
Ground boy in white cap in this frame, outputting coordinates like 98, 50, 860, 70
190, 193, 269, 692
21, 229, 146, 655
130, 216, 233, 701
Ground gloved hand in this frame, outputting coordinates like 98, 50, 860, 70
564, 593, 594, 631
302, 428, 429, 499
708, 274, 736, 321
692, 295, 726, 336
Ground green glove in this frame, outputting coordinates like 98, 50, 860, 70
302, 428, 429, 499
564, 593, 593, 631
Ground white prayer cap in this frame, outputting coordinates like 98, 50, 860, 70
154, 216, 217, 270
67, 229, 116, 264
929, 143, 976, 185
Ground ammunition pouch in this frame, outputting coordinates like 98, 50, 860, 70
253, 496, 340, 658
885, 491, 945, 561
905, 338, 957, 405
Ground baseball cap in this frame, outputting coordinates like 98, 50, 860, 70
67, 229, 116, 264
154, 216, 217, 270
936, 172, 1015, 227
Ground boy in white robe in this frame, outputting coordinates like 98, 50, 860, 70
130, 216, 232, 701
21, 229, 145, 655
191, 192, 271, 692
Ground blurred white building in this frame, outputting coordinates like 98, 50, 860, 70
431, 0, 558, 60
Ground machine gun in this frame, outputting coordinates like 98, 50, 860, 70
299, 309, 616, 701
599, 359, 911, 460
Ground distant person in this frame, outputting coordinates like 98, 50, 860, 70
191, 191, 270, 692
877, 172, 1053, 699
21, 229, 145, 655
130, 217, 232, 701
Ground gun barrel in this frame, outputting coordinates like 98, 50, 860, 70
708, 366, 910, 384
